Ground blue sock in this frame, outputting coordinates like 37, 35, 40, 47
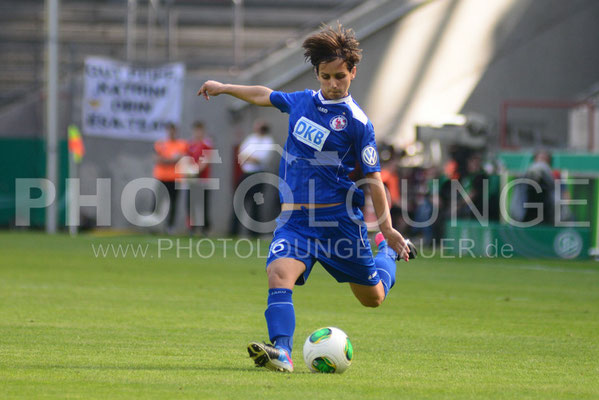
374, 240, 397, 297
264, 288, 294, 355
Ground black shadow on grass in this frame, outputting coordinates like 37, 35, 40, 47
13, 363, 314, 374
13, 364, 246, 372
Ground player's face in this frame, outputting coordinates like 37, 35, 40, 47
317, 58, 356, 100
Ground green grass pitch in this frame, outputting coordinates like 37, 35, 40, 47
0, 232, 598, 399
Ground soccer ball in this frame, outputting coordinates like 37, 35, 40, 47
303, 327, 353, 373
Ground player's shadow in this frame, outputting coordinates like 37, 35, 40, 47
17, 363, 314, 374
15, 363, 247, 372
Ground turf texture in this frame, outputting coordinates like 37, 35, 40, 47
0, 232, 598, 399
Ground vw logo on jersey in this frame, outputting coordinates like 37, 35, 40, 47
361, 145, 378, 166
292, 116, 330, 152
330, 115, 348, 131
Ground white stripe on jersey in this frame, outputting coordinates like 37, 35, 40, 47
348, 101, 368, 125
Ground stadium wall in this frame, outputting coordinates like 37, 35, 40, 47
1, 0, 599, 232
233, 0, 599, 149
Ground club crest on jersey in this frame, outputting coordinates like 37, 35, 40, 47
330, 115, 348, 131
292, 116, 330, 152
361, 145, 378, 166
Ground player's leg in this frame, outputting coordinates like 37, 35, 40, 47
248, 257, 306, 372
371, 232, 399, 297
375, 232, 417, 290
349, 281, 386, 307
348, 233, 415, 307
203, 189, 210, 233
266, 258, 304, 353
315, 206, 396, 307
266, 257, 305, 289
265, 257, 305, 353
164, 180, 177, 231
347, 240, 396, 307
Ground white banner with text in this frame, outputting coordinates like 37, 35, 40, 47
82, 57, 185, 141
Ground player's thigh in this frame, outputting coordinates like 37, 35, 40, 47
349, 281, 386, 308
266, 258, 307, 289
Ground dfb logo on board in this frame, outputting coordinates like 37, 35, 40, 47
554, 230, 583, 259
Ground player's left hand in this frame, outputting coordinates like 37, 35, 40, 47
382, 228, 411, 261
197, 80, 224, 100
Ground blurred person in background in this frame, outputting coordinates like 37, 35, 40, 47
153, 123, 188, 234
413, 166, 438, 246
511, 150, 557, 225
431, 147, 462, 240
187, 121, 214, 235
456, 152, 488, 220
230, 120, 274, 237
378, 144, 403, 231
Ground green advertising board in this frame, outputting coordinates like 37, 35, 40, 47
0, 138, 68, 228
494, 152, 599, 259
445, 220, 591, 259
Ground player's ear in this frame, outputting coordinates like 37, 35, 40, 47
350, 65, 357, 80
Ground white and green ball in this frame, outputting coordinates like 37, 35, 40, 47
303, 327, 353, 374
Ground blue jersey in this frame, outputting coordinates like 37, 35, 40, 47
270, 89, 380, 206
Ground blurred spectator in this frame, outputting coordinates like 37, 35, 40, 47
187, 121, 214, 235
457, 152, 488, 219
431, 151, 462, 240
511, 150, 556, 224
379, 144, 403, 230
413, 166, 438, 246
483, 157, 501, 221
153, 123, 188, 234
231, 120, 275, 237
448, 144, 470, 180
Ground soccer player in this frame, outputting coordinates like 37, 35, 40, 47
198, 24, 414, 373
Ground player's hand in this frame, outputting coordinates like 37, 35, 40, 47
197, 80, 224, 100
382, 228, 411, 262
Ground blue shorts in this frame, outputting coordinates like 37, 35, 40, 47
266, 204, 379, 286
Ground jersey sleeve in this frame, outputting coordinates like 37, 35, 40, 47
355, 121, 381, 174
270, 90, 311, 114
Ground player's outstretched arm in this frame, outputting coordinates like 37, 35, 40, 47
366, 171, 411, 261
197, 80, 273, 107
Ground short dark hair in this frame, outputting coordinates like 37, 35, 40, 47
256, 121, 270, 135
193, 121, 204, 129
302, 23, 362, 72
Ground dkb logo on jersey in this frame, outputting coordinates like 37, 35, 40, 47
361, 145, 378, 166
292, 116, 330, 151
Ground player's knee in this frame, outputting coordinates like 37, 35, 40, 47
267, 264, 292, 287
358, 296, 383, 308
267, 266, 283, 285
